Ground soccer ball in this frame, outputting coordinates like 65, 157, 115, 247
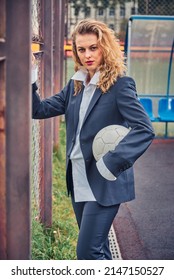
92, 125, 130, 161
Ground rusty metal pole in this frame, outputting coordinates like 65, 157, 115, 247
39, 0, 53, 227
4, 0, 31, 259
0, 0, 6, 260
53, 0, 66, 147
0, 61, 6, 259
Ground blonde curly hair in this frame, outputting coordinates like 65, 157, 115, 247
71, 19, 126, 95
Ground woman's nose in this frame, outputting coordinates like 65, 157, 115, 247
85, 49, 91, 58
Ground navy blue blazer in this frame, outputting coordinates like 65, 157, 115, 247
32, 76, 155, 206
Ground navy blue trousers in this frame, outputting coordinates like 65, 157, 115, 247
71, 198, 120, 260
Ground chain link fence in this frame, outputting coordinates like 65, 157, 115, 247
31, 0, 66, 227
31, 0, 42, 39
31, 0, 43, 220
67, 1, 174, 41
137, 0, 174, 15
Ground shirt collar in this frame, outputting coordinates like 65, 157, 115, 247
71, 69, 100, 86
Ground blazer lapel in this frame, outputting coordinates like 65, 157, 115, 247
73, 87, 83, 131
82, 87, 102, 126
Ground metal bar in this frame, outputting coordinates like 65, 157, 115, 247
138, 94, 174, 98
53, 0, 66, 147
0, 60, 7, 259
0, 0, 7, 260
165, 122, 168, 138
0, 0, 5, 39
39, 0, 53, 227
126, 18, 132, 76
6, 0, 31, 259
166, 38, 174, 97
129, 15, 174, 21
0, 42, 6, 58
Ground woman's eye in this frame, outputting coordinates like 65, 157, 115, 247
91, 46, 97, 51
78, 48, 85, 53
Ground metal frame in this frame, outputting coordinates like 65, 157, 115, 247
53, 0, 66, 147
126, 15, 174, 77
167, 38, 174, 97
39, 0, 66, 227
128, 15, 174, 21
0, 0, 66, 259
0, 0, 6, 259
0, 0, 31, 259
38, 0, 53, 228
125, 15, 174, 138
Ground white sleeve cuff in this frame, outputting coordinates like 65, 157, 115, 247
96, 158, 117, 181
31, 65, 38, 84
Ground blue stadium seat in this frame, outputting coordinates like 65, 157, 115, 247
139, 98, 156, 121
158, 98, 174, 121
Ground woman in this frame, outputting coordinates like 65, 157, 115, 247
32, 19, 155, 260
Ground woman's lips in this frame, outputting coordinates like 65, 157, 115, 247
86, 61, 94, 66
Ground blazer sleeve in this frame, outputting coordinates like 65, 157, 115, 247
102, 76, 155, 177
32, 80, 72, 119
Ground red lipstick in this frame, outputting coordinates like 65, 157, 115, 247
86, 61, 94, 66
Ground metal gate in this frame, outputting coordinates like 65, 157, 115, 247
0, 0, 66, 260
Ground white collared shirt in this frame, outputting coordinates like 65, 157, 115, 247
31, 67, 116, 202
70, 69, 116, 202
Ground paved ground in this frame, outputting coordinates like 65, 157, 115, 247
113, 139, 174, 260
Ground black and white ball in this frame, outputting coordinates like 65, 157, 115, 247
92, 125, 130, 161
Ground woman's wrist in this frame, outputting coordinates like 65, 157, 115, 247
31, 64, 38, 84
